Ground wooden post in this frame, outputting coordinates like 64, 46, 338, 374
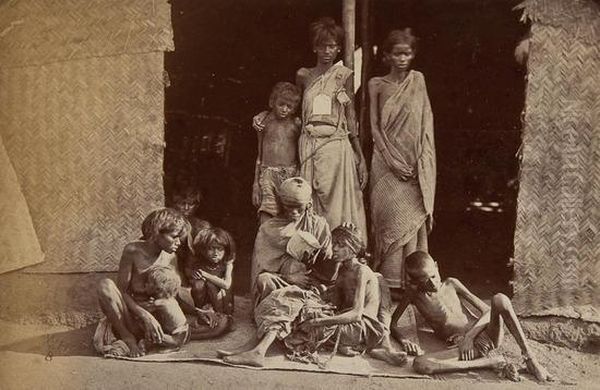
342, 0, 355, 89
359, 0, 371, 150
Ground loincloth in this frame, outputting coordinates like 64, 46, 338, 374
258, 165, 298, 216
447, 328, 497, 358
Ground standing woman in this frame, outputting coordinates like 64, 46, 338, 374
367, 29, 436, 291
295, 17, 368, 242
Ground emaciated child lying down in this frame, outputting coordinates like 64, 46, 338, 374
392, 251, 555, 382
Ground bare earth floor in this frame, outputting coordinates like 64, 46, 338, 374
0, 319, 599, 390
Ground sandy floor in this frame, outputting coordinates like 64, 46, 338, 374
0, 319, 598, 390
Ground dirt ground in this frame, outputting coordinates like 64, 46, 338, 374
1, 314, 599, 389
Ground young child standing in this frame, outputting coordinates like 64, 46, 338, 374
186, 227, 235, 315
139, 266, 190, 352
96, 208, 189, 357
252, 82, 302, 225
392, 251, 555, 382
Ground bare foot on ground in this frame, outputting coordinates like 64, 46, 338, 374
123, 337, 144, 358
526, 357, 556, 382
339, 345, 361, 356
369, 348, 408, 366
223, 350, 265, 367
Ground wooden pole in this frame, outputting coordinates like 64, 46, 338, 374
342, 0, 355, 90
359, 0, 371, 151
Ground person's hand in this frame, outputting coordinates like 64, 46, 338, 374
141, 312, 164, 345
192, 270, 206, 280
356, 154, 368, 190
284, 271, 311, 289
252, 182, 261, 208
138, 297, 156, 310
400, 339, 423, 356
252, 111, 269, 132
458, 337, 475, 361
426, 215, 434, 234
196, 309, 219, 328
298, 318, 318, 332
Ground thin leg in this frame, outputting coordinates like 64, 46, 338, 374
490, 294, 555, 382
222, 330, 278, 367
190, 279, 208, 309
97, 278, 144, 357
412, 347, 504, 375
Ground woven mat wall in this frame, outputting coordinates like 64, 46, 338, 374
0, 136, 44, 273
0, 0, 173, 68
0, 52, 166, 272
513, 0, 600, 316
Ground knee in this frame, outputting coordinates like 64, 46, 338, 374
412, 355, 434, 375
97, 278, 118, 300
491, 293, 512, 312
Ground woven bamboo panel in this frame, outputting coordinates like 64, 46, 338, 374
0, 52, 166, 272
0, 0, 173, 69
513, 3, 600, 316
0, 136, 44, 274
515, 0, 600, 45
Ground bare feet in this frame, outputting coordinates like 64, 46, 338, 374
339, 345, 361, 357
369, 348, 408, 366
525, 357, 555, 382
216, 349, 237, 357
223, 350, 265, 367
123, 337, 144, 358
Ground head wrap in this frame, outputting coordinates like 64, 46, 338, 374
332, 223, 365, 257
278, 177, 312, 206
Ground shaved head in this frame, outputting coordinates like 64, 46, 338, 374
405, 251, 435, 273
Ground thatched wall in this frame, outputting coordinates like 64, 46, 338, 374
513, 0, 600, 318
0, 0, 173, 272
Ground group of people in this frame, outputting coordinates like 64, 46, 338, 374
94, 17, 554, 382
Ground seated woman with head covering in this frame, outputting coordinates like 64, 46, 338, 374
251, 177, 333, 306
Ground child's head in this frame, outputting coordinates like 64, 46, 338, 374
269, 82, 301, 120
193, 227, 236, 265
331, 224, 365, 262
382, 28, 418, 71
310, 17, 344, 63
172, 187, 204, 218
277, 177, 312, 221
145, 266, 181, 299
405, 251, 441, 293
141, 208, 190, 253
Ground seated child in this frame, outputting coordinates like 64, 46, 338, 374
139, 266, 189, 352
220, 224, 406, 368
96, 208, 189, 357
185, 227, 235, 315
295, 223, 406, 365
252, 82, 302, 225
171, 186, 212, 281
392, 251, 555, 382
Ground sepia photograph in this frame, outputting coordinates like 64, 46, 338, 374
0, 0, 598, 389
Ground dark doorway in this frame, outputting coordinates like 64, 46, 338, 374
164, 0, 526, 297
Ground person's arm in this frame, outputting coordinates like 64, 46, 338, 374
117, 247, 164, 344
389, 293, 423, 355
449, 278, 491, 360
311, 266, 369, 326
252, 129, 264, 208
344, 76, 368, 189
197, 261, 233, 290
